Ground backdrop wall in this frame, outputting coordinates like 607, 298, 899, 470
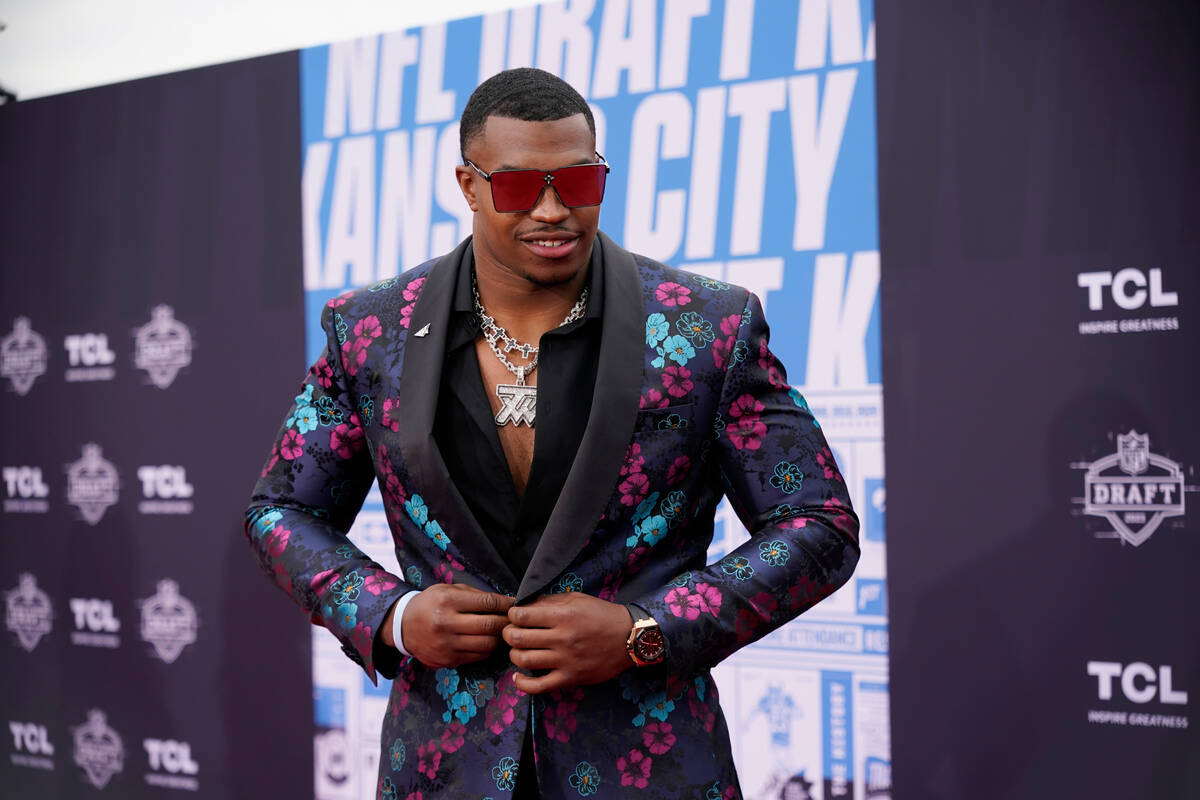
0, 54, 314, 797
878, 0, 1200, 796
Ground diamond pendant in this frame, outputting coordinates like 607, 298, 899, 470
494, 383, 537, 427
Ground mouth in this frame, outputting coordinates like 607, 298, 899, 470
519, 232, 581, 259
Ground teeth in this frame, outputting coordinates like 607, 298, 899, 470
534, 240, 562, 247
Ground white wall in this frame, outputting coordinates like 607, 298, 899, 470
0, 0, 530, 100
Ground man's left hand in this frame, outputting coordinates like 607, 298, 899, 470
503, 592, 633, 694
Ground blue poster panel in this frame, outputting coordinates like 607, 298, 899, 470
298, 2, 882, 797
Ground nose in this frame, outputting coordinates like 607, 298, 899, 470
529, 184, 570, 223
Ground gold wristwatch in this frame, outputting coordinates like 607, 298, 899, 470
625, 604, 666, 667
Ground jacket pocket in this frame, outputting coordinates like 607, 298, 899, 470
632, 402, 696, 435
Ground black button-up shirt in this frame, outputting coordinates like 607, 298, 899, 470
432, 246, 604, 579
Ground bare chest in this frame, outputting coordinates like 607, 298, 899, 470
474, 339, 536, 497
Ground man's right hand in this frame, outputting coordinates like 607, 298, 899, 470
396, 583, 515, 668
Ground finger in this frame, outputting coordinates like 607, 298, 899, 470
452, 588, 516, 614
509, 647, 559, 672
442, 612, 509, 636
511, 669, 567, 696
449, 634, 505, 655
507, 604, 565, 629
502, 624, 558, 650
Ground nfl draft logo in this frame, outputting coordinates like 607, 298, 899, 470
65, 444, 119, 525
0, 317, 48, 396
72, 709, 124, 789
133, 305, 192, 389
139, 579, 198, 663
5, 573, 53, 652
1078, 430, 1188, 547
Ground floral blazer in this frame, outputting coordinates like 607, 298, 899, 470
246, 233, 860, 799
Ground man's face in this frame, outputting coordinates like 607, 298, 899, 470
456, 114, 601, 288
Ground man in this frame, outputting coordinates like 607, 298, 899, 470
247, 67, 859, 799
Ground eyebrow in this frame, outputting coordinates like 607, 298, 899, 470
494, 157, 598, 171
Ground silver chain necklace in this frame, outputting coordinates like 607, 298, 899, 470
472, 274, 589, 427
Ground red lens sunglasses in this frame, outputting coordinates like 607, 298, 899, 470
464, 154, 610, 213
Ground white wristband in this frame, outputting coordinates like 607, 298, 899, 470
390, 590, 420, 657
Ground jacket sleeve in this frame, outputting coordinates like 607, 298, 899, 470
244, 299, 411, 683
635, 291, 860, 675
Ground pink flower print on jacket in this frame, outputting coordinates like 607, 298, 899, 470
330, 414, 365, 459
642, 722, 677, 755
341, 315, 383, 376
280, 429, 305, 461
666, 455, 691, 486
726, 394, 766, 451
618, 442, 650, 508
619, 472, 650, 508
543, 688, 583, 743
710, 314, 743, 369
402, 276, 426, 303
617, 748, 652, 788
664, 582, 723, 620
661, 365, 694, 398
381, 397, 401, 432
654, 281, 692, 307
312, 356, 334, 389
397, 276, 426, 329
266, 525, 291, 558
639, 388, 669, 409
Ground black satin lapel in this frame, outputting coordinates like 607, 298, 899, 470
517, 233, 644, 601
395, 239, 519, 593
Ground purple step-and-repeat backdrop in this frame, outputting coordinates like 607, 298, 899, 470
3, 1, 1195, 798
879, 1, 1200, 797
0, 55, 314, 797
297, 2, 884, 798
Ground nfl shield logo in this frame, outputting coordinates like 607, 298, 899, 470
134, 305, 193, 389
1117, 431, 1150, 475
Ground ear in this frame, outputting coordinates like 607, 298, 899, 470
455, 165, 480, 212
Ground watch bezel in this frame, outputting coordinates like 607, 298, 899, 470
626, 617, 665, 666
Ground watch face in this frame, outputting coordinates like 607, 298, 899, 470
635, 627, 666, 662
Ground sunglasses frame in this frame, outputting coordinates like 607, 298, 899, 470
464, 153, 611, 213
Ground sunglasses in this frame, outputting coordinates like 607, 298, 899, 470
464, 154, 610, 213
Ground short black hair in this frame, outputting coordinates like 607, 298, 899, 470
459, 68, 595, 161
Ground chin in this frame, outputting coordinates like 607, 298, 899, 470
511, 253, 591, 288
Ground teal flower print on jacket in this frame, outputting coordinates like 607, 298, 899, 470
330, 570, 364, 604
444, 690, 477, 724
759, 540, 790, 566
405, 495, 429, 527
677, 312, 715, 346
570, 761, 601, 796
645, 313, 669, 347
435, 668, 459, 700
652, 335, 695, 368
492, 756, 519, 790
424, 519, 449, 550
720, 555, 755, 581
770, 461, 804, 494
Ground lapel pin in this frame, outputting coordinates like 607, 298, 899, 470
414, 323, 431, 338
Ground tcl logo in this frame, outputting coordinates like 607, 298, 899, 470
1077, 269, 1179, 311
144, 738, 199, 774
137, 466, 194, 499
9, 722, 53, 755
70, 598, 120, 633
1087, 661, 1189, 705
2, 467, 48, 498
64, 333, 115, 367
